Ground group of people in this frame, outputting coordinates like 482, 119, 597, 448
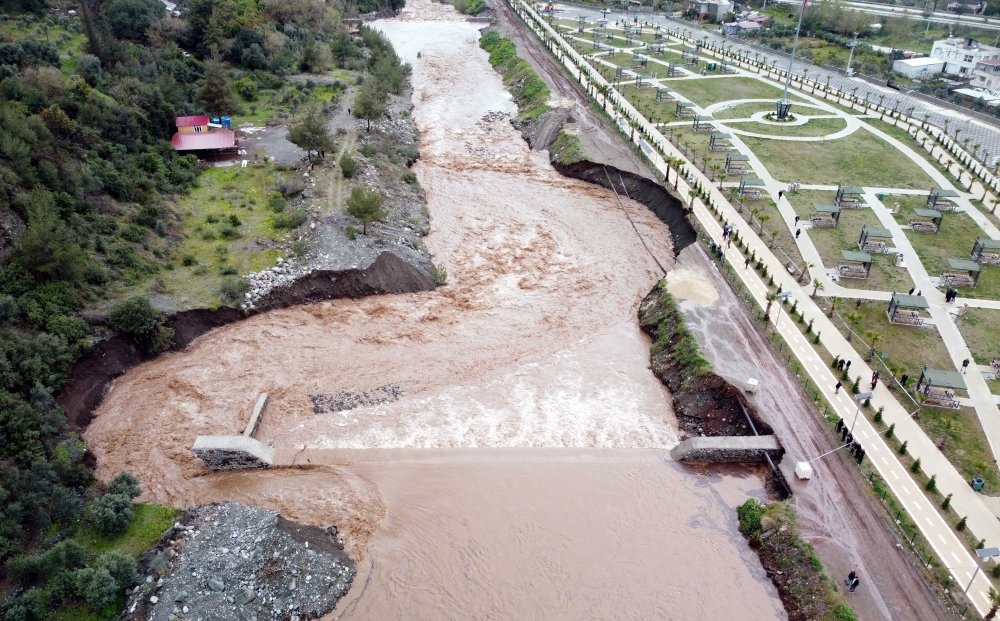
846, 569, 861, 593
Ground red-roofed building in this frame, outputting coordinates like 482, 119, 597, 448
171, 116, 236, 154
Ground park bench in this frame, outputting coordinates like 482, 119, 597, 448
942, 272, 976, 288
810, 215, 837, 228
924, 387, 960, 410
838, 198, 863, 209
860, 240, 887, 254
977, 251, 1000, 266
741, 188, 765, 200
838, 264, 869, 279
909, 221, 938, 233
889, 309, 923, 326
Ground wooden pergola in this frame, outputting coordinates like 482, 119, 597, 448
858, 225, 892, 253
725, 153, 749, 174
838, 250, 873, 279
810, 203, 841, 228
971, 237, 1000, 265
886, 292, 928, 326
909, 207, 943, 233
675, 101, 694, 117
915, 366, 966, 409
928, 187, 960, 211
738, 176, 766, 200
709, 131, 733, 151
693, 116, 712, 132
942, 257, 981, 288
835, 185, 864, 209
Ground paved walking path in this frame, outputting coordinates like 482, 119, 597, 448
511, 3, 1000, 613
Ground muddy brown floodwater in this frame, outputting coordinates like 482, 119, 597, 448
83, 0, 785, 617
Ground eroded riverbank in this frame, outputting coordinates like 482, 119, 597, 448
82, 0, 786, 617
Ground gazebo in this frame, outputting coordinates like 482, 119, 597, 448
693, 115, 713, 132
909, 208, 943, 233
664, 63, 678, 76
709, 131, 733, 151
675, 101, 694, 117
886, 292, 928, 326
928, 188, 960, 211
726, 153, 749, 174
838, 250, 873, 279
655, 87, 672, 102
914, 366, 966, 409
942, 258, 981, 288
835, 185, 864, 209
810, 204, 841, 228
737, 176, 766, 200
681, 48, 699, 65
971, 237, 1000, 265
858, 225, 892, 253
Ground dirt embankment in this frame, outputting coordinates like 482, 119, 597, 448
58, 252, 435, 430
638, 285, 775, 439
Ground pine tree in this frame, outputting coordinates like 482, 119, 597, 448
196, 63, 242, 118
288, 103, 335, 160
345, 186, 386, 235
353, 79, 388, 132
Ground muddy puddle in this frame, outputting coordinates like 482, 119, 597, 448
82, 0, 784, 617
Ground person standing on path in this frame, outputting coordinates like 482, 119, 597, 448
795, 229, 801, 239
871, 377, 878, 390
794, 215, 800, 225
908, 287, 915, 295
962, 358, 970, 373
845, 360, 852, 372
849, 576, 860, 593
835, 381, 843, 394
846, 569, 856, 586
745, 256, 751, 269
900, 373, 909, 387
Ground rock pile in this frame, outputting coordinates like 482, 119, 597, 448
309, 383, 403, 414
242, 257, 311, 311
121, 503, 355, 621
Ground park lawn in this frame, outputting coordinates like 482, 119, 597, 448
864, 119, 956, 179
729, 117, 847, 138
914, 405, 1000, 491
735, 197, 805, 268
712, 101, 788, 119
75, 503, 181, 557
803, 204, 915, 292
956, 308, 1000, 365
840, 300, 951, 379
660, 76, 795, 108
903, 209, 1000, 300
140, 164, 286, 310
619, 83, 688, 124
741, 127, 933, 188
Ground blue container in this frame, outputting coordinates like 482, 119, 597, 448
972, 477, 985, 491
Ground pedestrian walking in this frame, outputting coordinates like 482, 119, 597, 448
872, 370, 879, 382
855, 298, 862, 309
871, 377, 878, 390
795, 229, 801, 239
962, 358, 970, 373
837, 359, 845, 371
835, 381, 843, 394
745, 257, 751, 269
900, 373, 909, 387
917, 290, 922, 296
908, 287, 915, 295
794, 215, 800, 225
778, 190, 784, 199
845, 569, 857, 586
849, 576, 860, 593
845, 360, 852, 371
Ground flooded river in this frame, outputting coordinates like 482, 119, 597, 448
83, 0, 785, 617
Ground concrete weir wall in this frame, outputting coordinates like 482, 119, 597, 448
670, 436, 782, 464
191, 436, 274, 470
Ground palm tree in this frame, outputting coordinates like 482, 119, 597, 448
757, 213, 770, 235
764, 291, 778, 321
828, 297, 837, 318
812, 279, 824, 298
986, 587, 1000, 619
866, 332, 883, 362
799, 262, 814, 284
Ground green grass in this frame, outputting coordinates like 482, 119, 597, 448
840, 300, 952, 379
956, 308, 1000, 366
787, 192, 914, 292
915, 405, 1000, 491
729, 117, 847, 138
902, 209, 1000, 300
141, 165, 285, 310
712, 101, 788, 119
75, 504, 181, 558
741, 126, 933, 188
662, 76, 799, 108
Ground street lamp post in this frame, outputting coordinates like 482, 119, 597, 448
848, 391, 875, 436
845, 32, 859, 77
965, 547, 1000, 594
775, 291, 792, 329
776, 0, 809, 119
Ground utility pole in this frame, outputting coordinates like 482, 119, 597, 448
846, 32, 859, 77
776, 0, 808, 119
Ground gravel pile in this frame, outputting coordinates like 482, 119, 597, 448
121, 503, 354, 621
309, 383, 403, 414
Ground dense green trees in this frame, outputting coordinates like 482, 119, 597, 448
288, 102, 335, 159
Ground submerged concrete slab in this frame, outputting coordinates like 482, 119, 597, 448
671, 435, 782, 464
192, 435, 274, 470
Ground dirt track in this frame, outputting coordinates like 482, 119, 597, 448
490, 0, 654, 180
673, 246, 950, 621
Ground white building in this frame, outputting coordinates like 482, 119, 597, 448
686, 0, 732, 22
893, 57, 945, 80
970, 58, 1000, 96
930, 37, 1000, 77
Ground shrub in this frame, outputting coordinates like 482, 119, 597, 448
926, 474, 937, 492
736, 498, 765, 536
899, 440, 908, 455
339, 153, 358, 178
942, 493, 952, 510
874, 406, 884, 423
957, 516, 967, 531
95, 551, 138, 590
402, 171, 418, 185
107, 297, 159, 338
90, 493, 133, 534
273, 208, 308, 230
107, 472, 141, 498
220, 277, 250, 304
910, 458, 921, 473
75, 566, 119, 611
227, 214, 242, 227
431, 265, 448, 285
345, 226, 357, 241
182, 255, 196, 267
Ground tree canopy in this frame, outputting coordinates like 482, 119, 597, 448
346, 186, 386, 234
288, 103, 335, 159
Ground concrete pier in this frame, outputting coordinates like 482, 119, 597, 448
670, 436, 782, 464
